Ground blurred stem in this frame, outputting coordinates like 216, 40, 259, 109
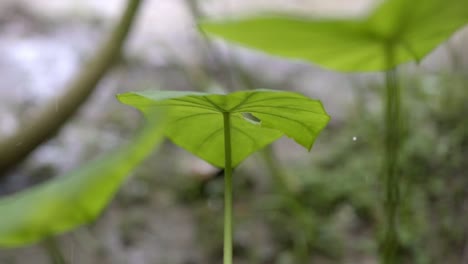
44, 237, 67, 264
381, 44, 401, 264
223, 112, 233, 264
262, 146, 290, 193
262, 146, 312, 262
186, 0, 237, 92
0, 0, 143, 177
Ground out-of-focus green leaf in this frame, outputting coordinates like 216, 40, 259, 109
200, 0, 468, 71
0, 112, 166, 247
117, 90, 330, 167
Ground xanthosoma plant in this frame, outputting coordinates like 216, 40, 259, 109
117, 89, 330, 264
199, 0, 468, 262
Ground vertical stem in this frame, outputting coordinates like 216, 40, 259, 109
262, 146, 289, 193
223, 112, 233, 264
44, 237, 68, 264
381, 45, 401, 264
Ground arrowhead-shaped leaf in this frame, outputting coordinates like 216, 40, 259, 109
200, 0, 468, 71
0, 113, 166, 247
117, 90, 330, 167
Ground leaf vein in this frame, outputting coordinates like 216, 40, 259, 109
170, 97, 214, 108
236, 96, 313, 109
201, 97, 225, 112
169, 112, 220, 125
231, 126, 258, 149
237, 105, 324, 115
228, 92, 257, 112
151, 103, 218, 112
246, 110, 315, 135
194, 127, 224, 152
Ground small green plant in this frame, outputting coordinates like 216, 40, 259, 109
200, 0, 468, 262
117, 89, 330, 264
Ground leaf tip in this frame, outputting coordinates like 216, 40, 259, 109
115, 93, 126, 103
197, 19, 219, 35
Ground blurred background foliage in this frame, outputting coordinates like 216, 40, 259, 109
0, 0, 467, 263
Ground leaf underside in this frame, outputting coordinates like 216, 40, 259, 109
0, 113, 166, 247
200, 0, 468, 71
118, 90, 330, 168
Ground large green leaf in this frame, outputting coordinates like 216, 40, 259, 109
200, 0, 468, 71
0, 112, 166, 247
117, 90, 330, 167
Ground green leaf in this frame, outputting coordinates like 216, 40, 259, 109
117, 90, 330, 168
200, 0, 468, 71
0, 112, 166, 247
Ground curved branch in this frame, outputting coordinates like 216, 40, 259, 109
0, 0, 143, 177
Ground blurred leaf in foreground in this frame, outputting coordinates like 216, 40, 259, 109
0, 111, 166, 247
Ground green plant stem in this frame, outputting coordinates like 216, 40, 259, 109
223, 112, 233, 264
381, 46, 401, 264
44, 237, 67, 264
